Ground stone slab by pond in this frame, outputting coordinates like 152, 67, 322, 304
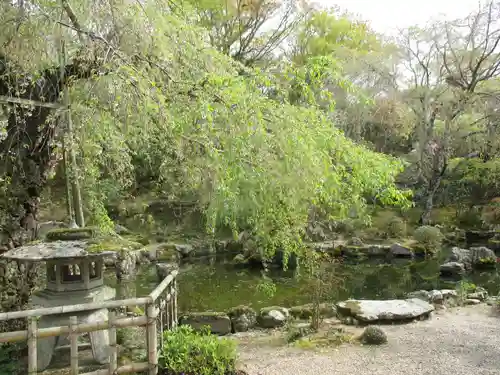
179, 312, 232, 335
336, 298, 434, 323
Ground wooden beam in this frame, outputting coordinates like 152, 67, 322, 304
0, 95, 66, 109
0, 315, 148, 343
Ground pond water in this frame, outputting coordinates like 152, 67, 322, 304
106, 251, 500, 313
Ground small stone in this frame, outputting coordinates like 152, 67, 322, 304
174, 244, 194, 257
360, 326, 387, 345
429, 290, 443, 304
390, 243, 413, 258
349, 237, 364, 246
407, 290, 430, 302
227, 305, 257, 332
467, 291, 488, 301
258, 306, 289, 328
156, 262, 178, 282
440, 262, 466, 277
232, 254, 247, 266
440, 289, 458, 299
464, 299, 481, 305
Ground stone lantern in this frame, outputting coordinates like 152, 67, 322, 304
2, 240, 116, 371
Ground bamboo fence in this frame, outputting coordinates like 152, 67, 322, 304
0, 270, 178, 375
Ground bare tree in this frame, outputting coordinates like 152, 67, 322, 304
398, 1, 500, 224
190, 0, 308, 66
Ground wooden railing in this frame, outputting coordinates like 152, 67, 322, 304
0, 270, 178, 375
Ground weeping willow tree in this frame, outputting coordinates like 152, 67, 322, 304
1, 0, 409, 263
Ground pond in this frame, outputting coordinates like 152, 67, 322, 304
106, 254, 500, 313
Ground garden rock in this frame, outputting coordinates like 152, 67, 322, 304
156, 262, 179, 282
467, 287, 488, 301
257, 306, 289, 328
365, 245, 390, 257
440, 261, 466, 278
336, 298, 434, 323
227, 306, 257, 332
174, 244, 195, 257
464, 299, 481, 305
390, 243, 413, 258
407, 289, 457, 305
447, 246, 496, 268
179, 312, 232, 335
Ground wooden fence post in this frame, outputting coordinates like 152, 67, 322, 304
70, 316, 79, 374
27, 317, 37, 375
108, 311, 117, 374
173, 279, 178, 328
146, 304, 158, 375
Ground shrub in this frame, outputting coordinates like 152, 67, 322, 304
0, 343, 24, 375
360, 326, 387, 345
413, 226, 443, 255
285, 321, 313, 343
370, 210, 406, 239
386, 217, 407, 238
158, 325, 237, 375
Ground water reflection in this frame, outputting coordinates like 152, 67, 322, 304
106, 257, 500, 313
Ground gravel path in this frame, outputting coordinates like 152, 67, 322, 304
238, 305, 500, 375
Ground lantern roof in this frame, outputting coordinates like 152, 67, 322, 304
1, 240, 114, 261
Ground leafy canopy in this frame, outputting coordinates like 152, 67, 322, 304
1, 0, 409, 259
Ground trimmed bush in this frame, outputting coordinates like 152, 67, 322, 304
360, 326, 387, 345
158, 325, 237, 375
413, 225, 443, 255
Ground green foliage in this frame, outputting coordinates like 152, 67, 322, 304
386, 217, 407, 238
86, 236, 143, 253
440, 158, 500, 208
1, 0, 410, 263
0, 343, 23, 375
158, 325, 237, 375
456, 280, 477, 303
413, 226, 444, 255
369, 210, 407, 238
45, 227, 98, 241
285, 321, 313, 343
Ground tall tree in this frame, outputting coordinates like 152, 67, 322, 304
398, 1, 500, 224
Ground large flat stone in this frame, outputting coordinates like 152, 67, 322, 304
336, 298, 434, 323
179, 312, 232, 335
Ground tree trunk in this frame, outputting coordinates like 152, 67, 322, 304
419, 177, 442, 225
419, 163, 447, 225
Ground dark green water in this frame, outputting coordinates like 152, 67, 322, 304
107, 256, 500, 313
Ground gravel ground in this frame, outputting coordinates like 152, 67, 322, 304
238, 305, 500, 375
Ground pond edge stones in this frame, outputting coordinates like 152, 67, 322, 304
336, 298, 435, 323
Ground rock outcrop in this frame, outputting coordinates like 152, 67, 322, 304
440, 246, 497, 277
